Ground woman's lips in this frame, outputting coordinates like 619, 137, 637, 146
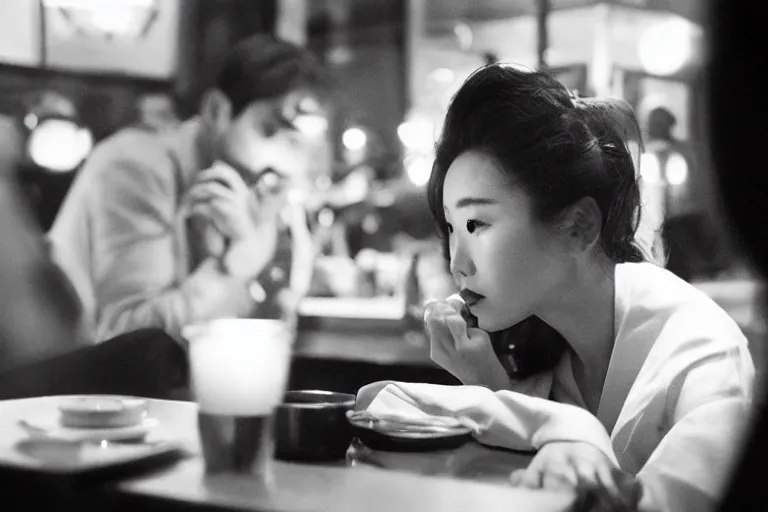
459, 288, 485, 307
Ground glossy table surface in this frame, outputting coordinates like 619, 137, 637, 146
0, 396, 573, 512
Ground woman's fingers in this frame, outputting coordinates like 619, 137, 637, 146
512, 467, 583, 491
541, 471, 575, 491
423, 300, 458, 320
593, 464, 621, 497
425, 321, 452, 357
518, 468, 544, 489
572, 462, 602, 488
444, 312, 469, 345
425, 304, 460, 337
426, 305, 475, 353
444, 294, 466, 314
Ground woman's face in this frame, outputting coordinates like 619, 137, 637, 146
442, 151, 571, 332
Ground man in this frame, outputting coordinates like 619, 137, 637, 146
49, 35, 331, 343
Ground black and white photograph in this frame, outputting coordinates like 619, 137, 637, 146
0, 1, 763, 511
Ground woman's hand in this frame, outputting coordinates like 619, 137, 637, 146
570, 470, 643, 512
511, 441, 617, 490
510, 441, 641, 511
423, 297, 508, 389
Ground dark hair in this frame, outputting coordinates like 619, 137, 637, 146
648, 106, 677, 141
426, 64, 647, 378
215, 34, 332, 117
649, 107, 676, 129
428, 64, 646, 265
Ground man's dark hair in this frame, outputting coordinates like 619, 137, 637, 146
215, 34, 332, 117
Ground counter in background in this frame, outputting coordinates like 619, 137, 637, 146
290, 297, 454, 393
294, 296, 432, 367
290, 280, 768, 393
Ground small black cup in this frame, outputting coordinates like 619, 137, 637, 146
274, 390, 356, 461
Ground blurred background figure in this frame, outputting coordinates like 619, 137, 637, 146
47, 34, 331, 343
1, 97, 188, 400
134, 90, 180, 133
0, 103, 23, 171
645, 106, 725, 281
647, 106, 678, 144
0, 99, 82, 373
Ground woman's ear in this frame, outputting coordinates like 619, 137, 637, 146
562, 197, 603, 255
199, 89, 232, 130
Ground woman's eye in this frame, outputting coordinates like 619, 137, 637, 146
466, 219, 484, 234
446, 223, 454, 234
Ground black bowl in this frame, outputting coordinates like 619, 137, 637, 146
348, 416, 474, 452
274, 390, 356, 462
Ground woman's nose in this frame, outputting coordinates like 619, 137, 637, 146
449, 236, 475, 280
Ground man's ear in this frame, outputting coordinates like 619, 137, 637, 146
199, 89, 232, 130
560, 197, 603, 255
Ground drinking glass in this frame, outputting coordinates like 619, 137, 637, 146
183, 318, 293, 486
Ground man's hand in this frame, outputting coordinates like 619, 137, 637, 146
187, 162, 282, 280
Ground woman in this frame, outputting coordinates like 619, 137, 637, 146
423, 64, 754, 511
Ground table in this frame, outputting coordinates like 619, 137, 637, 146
346, 438, 535, 484
0, 397, 573, 512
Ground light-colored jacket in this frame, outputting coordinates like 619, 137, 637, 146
49, 119, 286, 343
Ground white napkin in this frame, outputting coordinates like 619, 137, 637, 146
356, 381, 617, 465
354, 381, 487, 433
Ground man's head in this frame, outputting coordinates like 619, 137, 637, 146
199, 34, 332, 195
647, 107, 677, 142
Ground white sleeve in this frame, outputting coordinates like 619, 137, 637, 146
637, 347, 753, 512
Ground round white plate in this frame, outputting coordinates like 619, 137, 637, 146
19, 417, 160, 443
